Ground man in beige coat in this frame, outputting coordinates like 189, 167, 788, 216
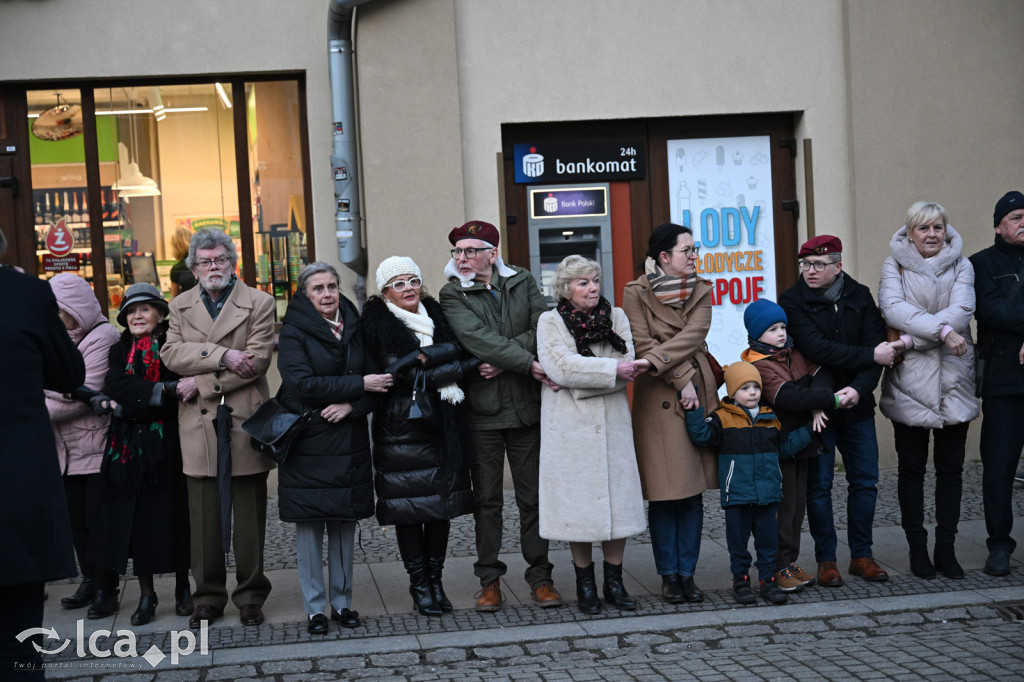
162, 228, 276, 629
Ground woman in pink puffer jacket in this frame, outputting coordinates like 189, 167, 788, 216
45, 273, 121, 618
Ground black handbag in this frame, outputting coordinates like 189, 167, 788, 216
242, 397, 312, 464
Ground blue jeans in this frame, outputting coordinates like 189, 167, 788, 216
648, 494, 703, 577
980, 397, 1024, 554
807, 416, 879, 561
725, 504, 778, 580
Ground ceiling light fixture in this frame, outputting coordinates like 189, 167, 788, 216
215, 82, 232, 109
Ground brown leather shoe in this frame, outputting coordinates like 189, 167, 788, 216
531, 582, 564, 608
474, 580, 503, 612
849, 556, 889, 582
239, 603, 265, 626
817, 560, 843, 587
188, 604, 223, 630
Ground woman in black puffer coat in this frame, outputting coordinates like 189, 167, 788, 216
277, 262, 391, 635
361, 256, 476, 617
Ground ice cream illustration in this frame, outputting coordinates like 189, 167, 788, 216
736, 193, 746, 208
716, 145, 725, 172
675, 147, 687, 171
697, 178, 707, 207
733, 151, 743, 165
748, 175, 758, 189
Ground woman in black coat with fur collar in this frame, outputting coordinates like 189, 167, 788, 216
361, 256, 476, 616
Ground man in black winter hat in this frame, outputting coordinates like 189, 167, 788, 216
970, 190, 1024, 577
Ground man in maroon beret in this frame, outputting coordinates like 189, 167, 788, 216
439, 220, 563, 612
779, 234, 899, 588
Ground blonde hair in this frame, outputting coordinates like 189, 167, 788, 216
171, 226, 193, 261
905, 201, 948, 232
551, 255, 602, 302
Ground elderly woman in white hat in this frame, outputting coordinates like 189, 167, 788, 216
361, 256, 477, 616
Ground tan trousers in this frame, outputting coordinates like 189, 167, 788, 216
186, 472, 272, 611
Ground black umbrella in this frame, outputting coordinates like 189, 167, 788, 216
213, 396, 233, 561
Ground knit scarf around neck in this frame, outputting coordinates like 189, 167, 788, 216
105, 335, 166, 497
384, 299, 465, 404
821, 272, 845, 303
555, 296, 628, 357
645, 257, 696, 308
747, 336, 795, 355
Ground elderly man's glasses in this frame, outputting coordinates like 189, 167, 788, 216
384, 277, 422, 292
195, 256, 231, 269
798, 260, 837, 272
450, 247, 493, 259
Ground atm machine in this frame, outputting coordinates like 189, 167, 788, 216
526, 182, 614, 306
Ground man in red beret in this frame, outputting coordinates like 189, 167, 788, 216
779, 234, 899, 587
439, 220, 563, 612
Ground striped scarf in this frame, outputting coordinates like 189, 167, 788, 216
645, 257, 696, 308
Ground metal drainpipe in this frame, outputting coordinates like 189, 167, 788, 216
328, 0, 375, 305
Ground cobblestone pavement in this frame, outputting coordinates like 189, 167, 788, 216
46, 599, 1024, 680
37, 461, 1024, 681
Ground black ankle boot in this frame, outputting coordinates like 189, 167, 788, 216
679, 575, 705, 603
131, 594, 158, 626
909, 543, 936, 579
934, 543, 964, 579
405, 558, 442, 616
426, 556, 453, 612
574, 563, 602, 615
87, 588, 120, 619
61, 578, 95, 610
174, 585, 194, 617
602, 561, 636, 610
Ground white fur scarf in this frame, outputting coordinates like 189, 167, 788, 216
384, 299, 465, 404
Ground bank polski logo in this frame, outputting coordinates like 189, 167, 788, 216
16, 619, 209, 669
543, 193, 558, 214
522, 147, 544, 178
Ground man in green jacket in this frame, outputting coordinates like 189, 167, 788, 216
439, 220, 563, 612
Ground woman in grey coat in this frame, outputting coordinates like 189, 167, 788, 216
878, 201, 978, 580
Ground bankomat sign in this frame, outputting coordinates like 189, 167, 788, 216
514, 141, 646, 184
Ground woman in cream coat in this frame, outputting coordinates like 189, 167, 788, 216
878, 201, 977, 580
537, 255, 647, 615
623, 223, 718, 605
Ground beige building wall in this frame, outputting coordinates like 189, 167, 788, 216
4, 0, 1024, 467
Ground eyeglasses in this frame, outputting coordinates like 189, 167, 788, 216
450, 247, 493, 259
384, 277, 422, 292
195, 256, 231, 269
798, 260, 838, 272
668, 246, 700, 258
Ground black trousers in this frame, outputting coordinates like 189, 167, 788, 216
980, 397, 1024, 553
395, 520, 450, 565
63, 473, 118, 589
892, 420, 969, 547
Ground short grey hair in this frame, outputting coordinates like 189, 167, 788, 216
186, 228, 237, 269
297, 261, 341, 295
905, 201, 948, 232
552, 255, 601, 302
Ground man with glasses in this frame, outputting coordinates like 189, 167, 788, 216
163, 228, 276, 628
439, 220, 563, 612
779, 235, 896, 587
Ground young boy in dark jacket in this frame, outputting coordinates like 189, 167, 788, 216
685, 362, 811, 605
740, 299, 836, 592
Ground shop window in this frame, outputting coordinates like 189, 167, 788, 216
25, 78, 311, 323
27, 88, 96, 287
245, 81, 309, 320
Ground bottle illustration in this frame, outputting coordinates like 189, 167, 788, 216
677, 181, 691, 227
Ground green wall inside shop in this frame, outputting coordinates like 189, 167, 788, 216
27, 117, 119, 164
